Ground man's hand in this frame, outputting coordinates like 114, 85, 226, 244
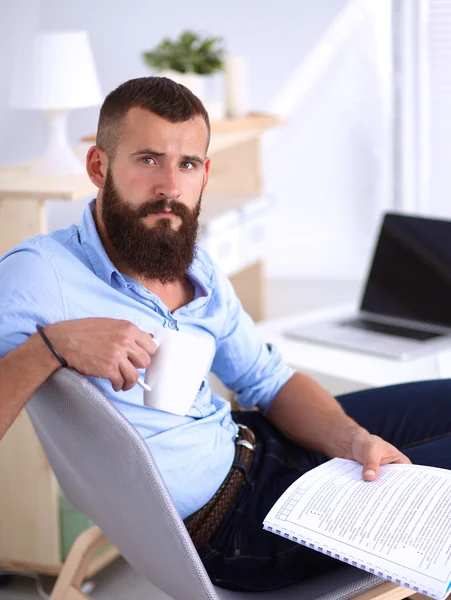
350, 428, 411, 481
42, 318, 158, 392
266, 372, 411, 480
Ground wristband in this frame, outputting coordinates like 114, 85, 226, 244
36, 324, 68, 368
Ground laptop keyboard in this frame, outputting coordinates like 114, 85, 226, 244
339, 318, 444, 341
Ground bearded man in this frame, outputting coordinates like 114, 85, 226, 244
1, 77, 451, 593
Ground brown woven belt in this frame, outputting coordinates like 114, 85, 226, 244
184, 424, 256, 548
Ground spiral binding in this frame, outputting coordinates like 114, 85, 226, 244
262, 523, 439, 599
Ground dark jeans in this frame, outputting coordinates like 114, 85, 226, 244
197, 379, 451, 592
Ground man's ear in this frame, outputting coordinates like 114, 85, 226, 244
86, 146, 109, 189
202, 157, 211, 194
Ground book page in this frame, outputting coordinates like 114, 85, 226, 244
263, 458, 451, 599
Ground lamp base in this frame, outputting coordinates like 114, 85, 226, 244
31, 110, 84, 175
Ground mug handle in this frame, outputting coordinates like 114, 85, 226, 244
136, 334, 161, 392
137, 378, 152, 392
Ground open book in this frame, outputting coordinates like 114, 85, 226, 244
263, 458, 451, 600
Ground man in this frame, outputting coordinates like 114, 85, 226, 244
1, 77, 451, 592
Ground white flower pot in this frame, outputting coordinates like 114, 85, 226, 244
159, 70, 206, 102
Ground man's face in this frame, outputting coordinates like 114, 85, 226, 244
98, 107, 210, 283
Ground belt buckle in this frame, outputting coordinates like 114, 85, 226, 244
237, 439, 255, 451
236, 424, 256, 452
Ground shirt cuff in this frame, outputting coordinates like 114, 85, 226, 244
257, 358, 295, 414
235, 342, 296, 414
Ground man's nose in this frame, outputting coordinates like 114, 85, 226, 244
153, 168, 181, 199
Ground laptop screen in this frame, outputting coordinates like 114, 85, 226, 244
360, 213, 451, 328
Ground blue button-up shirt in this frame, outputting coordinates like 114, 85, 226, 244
0, 200, 294, 518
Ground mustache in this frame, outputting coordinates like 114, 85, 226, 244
135, 199, 190, 219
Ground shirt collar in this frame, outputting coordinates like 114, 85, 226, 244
78, 199, 121, 285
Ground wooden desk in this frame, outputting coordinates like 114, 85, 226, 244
0, 168, 95, 256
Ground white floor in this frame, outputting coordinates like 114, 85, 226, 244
1, 278, 359, 600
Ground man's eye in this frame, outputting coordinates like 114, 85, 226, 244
141, 157, 156, 165
181, 161, 195, 170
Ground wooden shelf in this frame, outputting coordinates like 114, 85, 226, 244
0, 168, 96, 201
80, 112, 282, 144
0, 113, 281, 206
211, 112, 283, 133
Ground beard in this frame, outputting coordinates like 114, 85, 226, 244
101, 170, 201, 284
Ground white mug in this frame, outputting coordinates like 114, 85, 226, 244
137, 327, 215, 416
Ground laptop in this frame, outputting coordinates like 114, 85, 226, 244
285, 212, 451, 360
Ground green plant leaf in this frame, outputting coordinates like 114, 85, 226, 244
141, 29, 225, 75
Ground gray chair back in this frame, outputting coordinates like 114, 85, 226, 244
27, 369, 384, 600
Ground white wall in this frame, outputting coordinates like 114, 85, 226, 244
0, 0, 43, 165
426, 0, 451, 220
264, 0, 393, 280
0, 0, 391, 281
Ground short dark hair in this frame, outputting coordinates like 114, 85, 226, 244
96, 76, 211, 158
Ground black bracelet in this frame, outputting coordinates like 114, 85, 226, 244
36, 324, 68, 368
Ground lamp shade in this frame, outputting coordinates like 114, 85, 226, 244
10, 30, 103, 110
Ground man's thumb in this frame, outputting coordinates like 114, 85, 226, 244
362, 450, 380, 481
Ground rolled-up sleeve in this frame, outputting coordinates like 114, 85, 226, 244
210, 271, 294, 413
0, 242, 66, 358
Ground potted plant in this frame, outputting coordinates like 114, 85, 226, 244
142, 30, 225, 101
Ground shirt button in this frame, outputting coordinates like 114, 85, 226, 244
168, 320, 177, 330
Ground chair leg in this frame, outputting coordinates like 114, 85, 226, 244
50, 526, 113, 600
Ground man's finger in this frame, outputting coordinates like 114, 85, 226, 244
362, 443, 381, 481
392, 454, 412, 465
135, 331, 159, 356
118, 360, 139, 392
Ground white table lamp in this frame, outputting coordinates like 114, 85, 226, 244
10, 30, 103, 175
